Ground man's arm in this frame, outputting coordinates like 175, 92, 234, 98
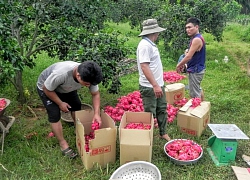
90, 90, 102, 124
176, 38, 203, 70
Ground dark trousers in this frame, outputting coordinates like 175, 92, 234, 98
139, 85, 167, 136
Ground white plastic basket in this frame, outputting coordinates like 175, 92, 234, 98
109, 161, 161, 180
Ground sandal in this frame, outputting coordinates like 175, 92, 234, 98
62, 147, 77, 159
242, 154, 250, 166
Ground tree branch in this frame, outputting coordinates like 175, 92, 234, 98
6, 76, 18, 91
13, 26, 24, 56
26, 16, 39, 58
26, 42, 58, 58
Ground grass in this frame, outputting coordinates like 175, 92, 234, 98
0, 21, 250, 180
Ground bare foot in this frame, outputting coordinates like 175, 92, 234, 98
160, 134, 171, 141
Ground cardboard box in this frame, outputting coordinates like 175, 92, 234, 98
165, 83, 185, 104
76, 109, 117, 170
177, 99, 211, 137
119, 112, 154, 165
232, 166, 250, 180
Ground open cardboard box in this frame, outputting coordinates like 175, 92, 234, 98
119, 112, 154, 165
76, 109, 117, 170
177, 99, 211, 137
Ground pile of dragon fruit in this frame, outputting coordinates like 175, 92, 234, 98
163, 71, 186, 84
0, 98, 7, 111
104, 91, 143, 122
165, 139, 203, 161
104, 91, 191, 125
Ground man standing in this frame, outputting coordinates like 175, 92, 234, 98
37, 61, 103, 158
176, 17, 206, 101
137, 19, 171, 141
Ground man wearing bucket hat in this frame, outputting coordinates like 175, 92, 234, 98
137, 19, 171, 141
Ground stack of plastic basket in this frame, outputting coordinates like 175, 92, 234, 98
109, 161, 161, 180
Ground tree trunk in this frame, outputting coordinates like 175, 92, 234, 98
14, 70, 26, 104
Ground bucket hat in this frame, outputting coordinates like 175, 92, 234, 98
138, 19, 166, 37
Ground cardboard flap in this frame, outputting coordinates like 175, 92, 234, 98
179, 99, 192, 112
124, 112, 152, 124
165, 83, 185, 91
179, 100, 210, 118
190, 101, 210, 118
232, 166, 250, 180
76, 110, 94, 135
100, 110, 116, 129
76, 118, 86, 143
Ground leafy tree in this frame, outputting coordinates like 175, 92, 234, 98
156, 0, 241, 58
224, 0, 242, 20
0, 0, 131, 103
108, 0, 162, 29
155, 3, 192, 58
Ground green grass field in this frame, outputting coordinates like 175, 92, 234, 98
0, 21, 250, 180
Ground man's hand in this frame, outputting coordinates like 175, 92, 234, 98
92, 114, 102, 126
176, 65, 185, 73
153, 85, 163, 98
59, 102, 71, 113
176, 64, 184, 74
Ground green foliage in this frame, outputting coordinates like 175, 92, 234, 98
108, 0, 162, 29
234, 14, 250, 25
236, 0, 250, 14
156, 3, 192, 58
223, 0, 242, 21
192, 0, 227, 41
238, 24, 250, 42
0, 0, 130, 102
0, 1, 23, 82
0, 0, 244, 103
156, 0, 231, 59
223, 21, 250, 43
108, 0, 241, 59
62, 27, 133, 93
